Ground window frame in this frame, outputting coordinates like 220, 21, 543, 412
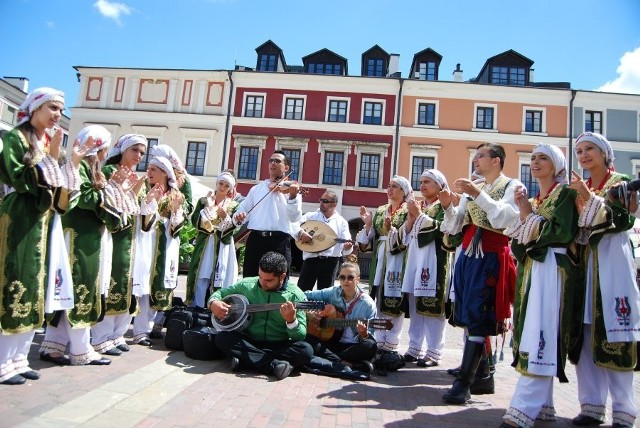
317, 140, 350, 187
326, 98, 349, 123
490, 65, 526, 86
185, 140, 207, 176
517, 152, 539, 197
362, 99, 385, 125
233, 134, 268, 182
408, 144, 441, 190
243, 93, 266, 118
585, 110, 603, 134
415, 100, 439, 127
522, 106, 547, 135
258, 53, 277, 72
366, 58, 385, 77
275, 136, 309, 182
237, 146, 260, 180
282, 95, 306, 120
136, 138, 159, 172
354, 142, 388, 190
418, 61, 436, 81
473, 103, 498, 132
410, 156, 435, 191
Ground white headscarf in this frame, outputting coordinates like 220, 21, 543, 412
105, 134, 147, 162
17, 87, 65, 126
149, 156, 178, 190
575, 132, 615, 169
421, 169, 449, 190
150, 144, 185, 173
74, 125, 112, 157
390, 175, 413, 201
533, 143, 567, 183
216, 171, 236, 188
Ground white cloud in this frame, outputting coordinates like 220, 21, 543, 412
94, 0, 132, 25
596, 47, 640, 95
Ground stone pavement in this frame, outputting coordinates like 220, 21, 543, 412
1, 275, 638, 428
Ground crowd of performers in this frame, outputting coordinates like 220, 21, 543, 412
0, 87, 639, 428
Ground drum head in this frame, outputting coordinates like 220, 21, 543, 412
211, 294, 251, 332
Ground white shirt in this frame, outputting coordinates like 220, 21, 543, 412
298, 209, 353, 260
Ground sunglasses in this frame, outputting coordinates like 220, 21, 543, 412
268, 158, 283, 164
338, 274, 356, 281
319, 198, 335, 203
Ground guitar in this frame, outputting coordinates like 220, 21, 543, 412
295, 220, 352, 253
211, 294, 325, 332
306, 311, 394, 342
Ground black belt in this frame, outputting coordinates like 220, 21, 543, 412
311, 256, 340, 260
252, 230, 287, 237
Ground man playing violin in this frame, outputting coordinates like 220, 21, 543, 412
209, 252, 313, 380
232, 150, 303, 278
296, 190, 353, 291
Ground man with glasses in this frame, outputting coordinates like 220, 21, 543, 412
233, 150, 302, 278
296, 190, 353, 291
439, 142, 521, 404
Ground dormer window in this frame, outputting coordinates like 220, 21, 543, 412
366, 58, 385, 77
308, 63, 342, 75
490, 66, 526, 86
258, 54, 277, 72
418, 61, 436, 81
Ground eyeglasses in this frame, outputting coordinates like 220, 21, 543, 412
319, 198, 335, 204
268, 158, 283, 164
338, 275, 356, 281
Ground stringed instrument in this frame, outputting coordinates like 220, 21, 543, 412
211, 294, 325, 332
295, 220, 353, 253
306, 310, 394, 342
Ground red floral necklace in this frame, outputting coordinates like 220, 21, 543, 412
534, 181, 559, 207
586, 169, 612, 192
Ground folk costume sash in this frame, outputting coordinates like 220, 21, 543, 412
163, 217, 180, 289
45, 213, 75, 313
98, 227, 113, 296
132, 217, 153, 297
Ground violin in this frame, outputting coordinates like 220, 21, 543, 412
274, 180, 309, 195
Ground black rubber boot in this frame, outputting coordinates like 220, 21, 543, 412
442, 339, 484, 404
470, 355, 495, 395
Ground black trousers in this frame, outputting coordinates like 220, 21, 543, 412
215, 331, 313, 373
305, 335, 377, 364
243, 231, 291, 278
296, 257, 341, 292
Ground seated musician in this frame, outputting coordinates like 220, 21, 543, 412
303, 261, 377, 380
208, 251, 313, 381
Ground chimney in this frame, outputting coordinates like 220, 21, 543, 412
529, 68, 534, 83
452, 64, 463, 82
388, 54, 400, 77
3, 77, 29, 92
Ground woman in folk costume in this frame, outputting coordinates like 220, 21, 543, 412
0, 88, 77, 384
500, 144, 581, 428
39, 126, 118, 366
186, 171, 240, 308
400, 169, 451, 368
356, 175, 411, 352
91, 134, 147, 355
149, 143, 194, 219
132, 156, 185, 345
568, 132, 638, 428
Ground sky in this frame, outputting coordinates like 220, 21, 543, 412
1, 0, 640, 114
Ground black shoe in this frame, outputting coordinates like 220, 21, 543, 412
417, 358, 438, 368
230, 357, 241, 372
354, 360, 375, 374
470, 374, 495, 395
103, 347, 123, 356
1, 374, 26, 385
403, 354, 418, 363
88, 357, 112, 366
339, 367, 370, 381
149, 331, 164, 339
116, 344, 130, 352
19, 370, 40, 380
40, 352, 71, 366
272, 360, 293, 380
572, 415, 604, 426
137, 338, 152, 347
447, 366, 461, 377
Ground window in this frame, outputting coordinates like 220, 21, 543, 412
185, 141, 206, 176
476, 107, 494, 129
491, 66, 526, 86
411, 156, 435, 190
418, 61, 436, 80
363, 102, 383, 125
62, 133, 69, 149
284, 98, 304, 120
418, 103, 436, 126
328, 100, 348, 123
585, 111, 602, 133
520, 164, 539, 196
0, 104, 16, 125
282, 148, 301, 181
359, 154, 380, 188
322, 151, 344, 185
525, 110, 543, 133
308, 63, 342, 75
137, 138, 158, 172
258, 54, 277, 72
366, 58, 384, 77
244, 95, 264, 118
238, 146, 259, 180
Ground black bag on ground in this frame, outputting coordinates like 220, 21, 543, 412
373, 350, 406, 376
182, 326, 225, 360
164, 306, 212, 350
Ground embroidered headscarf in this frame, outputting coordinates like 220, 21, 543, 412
216, 171, 236, 189
390, 175, 413, 201
421, 169, 449, 190
105, 134, 147, 162
17, 87, 65, 126
149, 156, 178, 190
575, 132, 615, 169
74, 125, 112, 157
532, 143, 567, 184
150, 144, 185, 173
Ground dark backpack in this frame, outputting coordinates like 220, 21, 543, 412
373, 350, 406, 376
164, 306, 212, 350
182, 326, 225, 360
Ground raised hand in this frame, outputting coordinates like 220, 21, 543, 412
71, 137, 98, 167
360, 206, 372, 228
48, 127, 63, 160
513, 185, 532, 220
406, 198, 421, 218
145, 183, 165, 203
569, 170, 592, 202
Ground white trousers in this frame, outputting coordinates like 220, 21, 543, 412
375, 298, 404, 351
504, 374, 555, 428
40, 313, 98, 365
0, 331, 35, 381
132, 295, 156, 342
192, 278, 209, 308
91, 312, 132, 352
575, 324, 637, 427
405, 294, 446, 361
